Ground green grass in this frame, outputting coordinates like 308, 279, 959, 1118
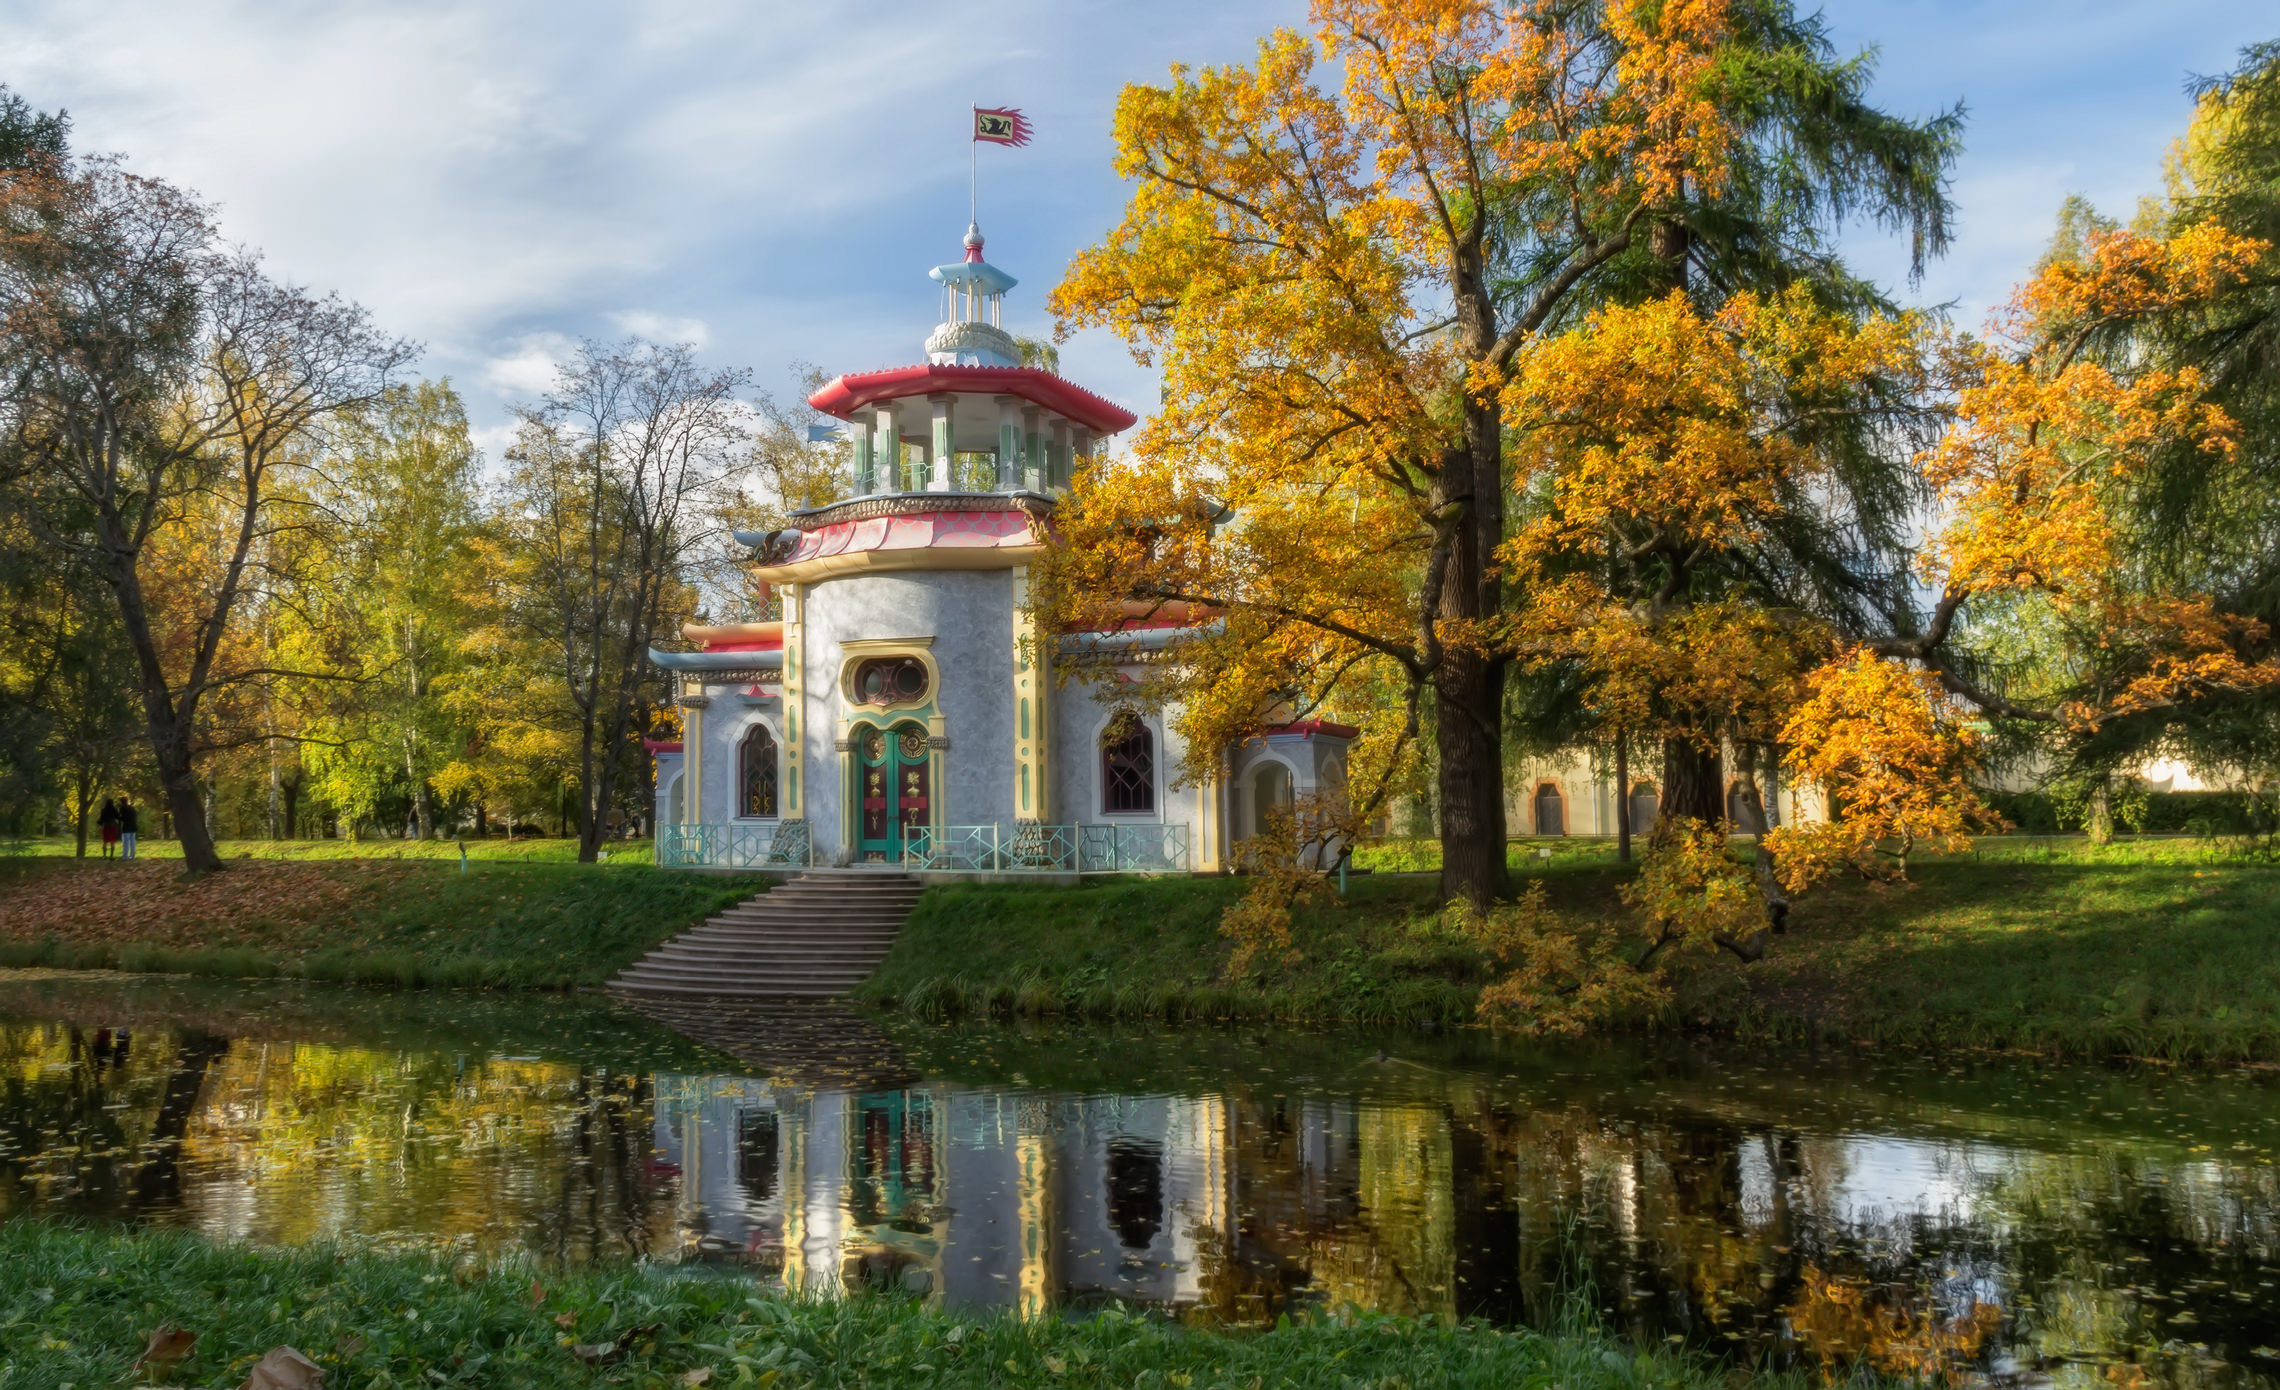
0, 858, 771, 989
1, 833, 649, 864
860, 838, 2280, 1061
1684, 844, 2280, 1061
855, 869, 1594, 1026
0, 1221, 1812, 1389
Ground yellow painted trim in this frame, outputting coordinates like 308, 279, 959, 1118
758, 543, 1044, 585
781, 587, 804, 818
681, 619, 783, 644
838, 640, 942, 716
1011, 565, 1047, 823
682, 701, 703, 822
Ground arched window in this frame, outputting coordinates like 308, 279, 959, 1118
1629, 781, 1659, 835
1250, 761, 1291, 837
1102, 720, 1156, 814
1533, 782, 1565, 836
1726, 779, 1759, 830
740, 724, 780, 819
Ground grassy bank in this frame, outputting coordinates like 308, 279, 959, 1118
0, 857, 768, 988
3, 832, 649, 863
858, 840, 2280, 1061
0, 1222, 1786, 1390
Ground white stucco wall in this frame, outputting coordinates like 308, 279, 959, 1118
800, 570, 1018, 861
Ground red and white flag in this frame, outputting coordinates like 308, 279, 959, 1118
973, 107, 1032, 146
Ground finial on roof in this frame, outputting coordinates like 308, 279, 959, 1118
964, 221, 985, 263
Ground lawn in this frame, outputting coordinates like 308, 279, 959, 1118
3, 832, 648, 864
0, 1221, 1807, 1390
0, 855, 769, 988
860, 837, 2280, 1061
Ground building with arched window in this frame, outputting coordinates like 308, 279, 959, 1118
1531, 782, 1566, 836
645, 224, 1354, 873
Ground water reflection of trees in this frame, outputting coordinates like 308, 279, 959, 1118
5, 1018, 2278, 1386
0, 1025, 676, 1261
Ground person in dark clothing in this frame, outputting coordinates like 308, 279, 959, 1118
96, 798, 119, 858
119, 798, 139, 860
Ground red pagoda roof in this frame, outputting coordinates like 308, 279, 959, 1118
807, 365, 1138, 435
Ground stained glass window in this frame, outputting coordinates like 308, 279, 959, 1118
740, 724, 779, 819
1102, 721, 1155, 814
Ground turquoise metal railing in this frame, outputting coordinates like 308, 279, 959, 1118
657, 820, 812, 869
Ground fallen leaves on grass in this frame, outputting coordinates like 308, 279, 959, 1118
0, 860, 419, 950
572, 1322, 662, 1365
240, 1345, 324, 1389
133, 1323, 197, 1378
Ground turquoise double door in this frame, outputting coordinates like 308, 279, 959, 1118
857, 722, 931, 861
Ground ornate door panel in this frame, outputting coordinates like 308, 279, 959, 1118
893, 724, 930, 849
858, 727, 894, 861
857, 723, 933, 862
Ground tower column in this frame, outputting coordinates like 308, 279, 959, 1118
872, 407, 898, 495
852, 408, 876, 494
1021, 406, 1043, 493
929, 395, 954, 491
995, 396, 1021, 491
1072, 427, 1094, 483
1048, 418, 1070, 492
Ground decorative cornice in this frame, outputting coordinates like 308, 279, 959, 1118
762, 543, 1046, 585
791, 491, 1054, 528
677, 695, 711, 709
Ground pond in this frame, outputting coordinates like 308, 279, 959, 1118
0, 970, 2276, 1385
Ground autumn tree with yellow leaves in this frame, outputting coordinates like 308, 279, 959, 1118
1045, 0, 1961, 910
1460, 205, 2280, 1032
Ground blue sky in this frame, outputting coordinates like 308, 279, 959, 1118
1, 0, 2270, 461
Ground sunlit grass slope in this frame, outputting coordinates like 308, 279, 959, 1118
861, 840, 2280, 1061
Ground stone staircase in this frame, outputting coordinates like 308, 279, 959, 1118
608, 870, 924, 999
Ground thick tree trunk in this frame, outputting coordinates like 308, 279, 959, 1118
1658, 738, 1723, 832
2086, 783, 2114, 845
149, 717, 222, 872
1614, 736, 1632, 864
73, 764, 91, 858
104, 534, 226, 874
1435, 654, 1507, 908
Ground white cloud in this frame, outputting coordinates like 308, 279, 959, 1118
607, 310, 711, 348
479, 332, 578, 400
4, 0, 2267, 452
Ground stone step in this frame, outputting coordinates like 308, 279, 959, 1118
616, 971, 874, 993
607, 877, 921, 1000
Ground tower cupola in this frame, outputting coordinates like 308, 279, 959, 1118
925, 222, 1021, 367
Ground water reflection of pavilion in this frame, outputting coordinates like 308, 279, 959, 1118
655, 1077, 1241, 1311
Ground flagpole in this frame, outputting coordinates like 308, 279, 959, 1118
969, 106, 978, 226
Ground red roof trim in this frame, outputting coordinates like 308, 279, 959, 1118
700, 640, 782, 653
642, 739, 684, 755
808, 365, 1139, 435
1263, 720, 1360, 740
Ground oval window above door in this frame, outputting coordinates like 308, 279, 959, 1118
853, 656, 929, 706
